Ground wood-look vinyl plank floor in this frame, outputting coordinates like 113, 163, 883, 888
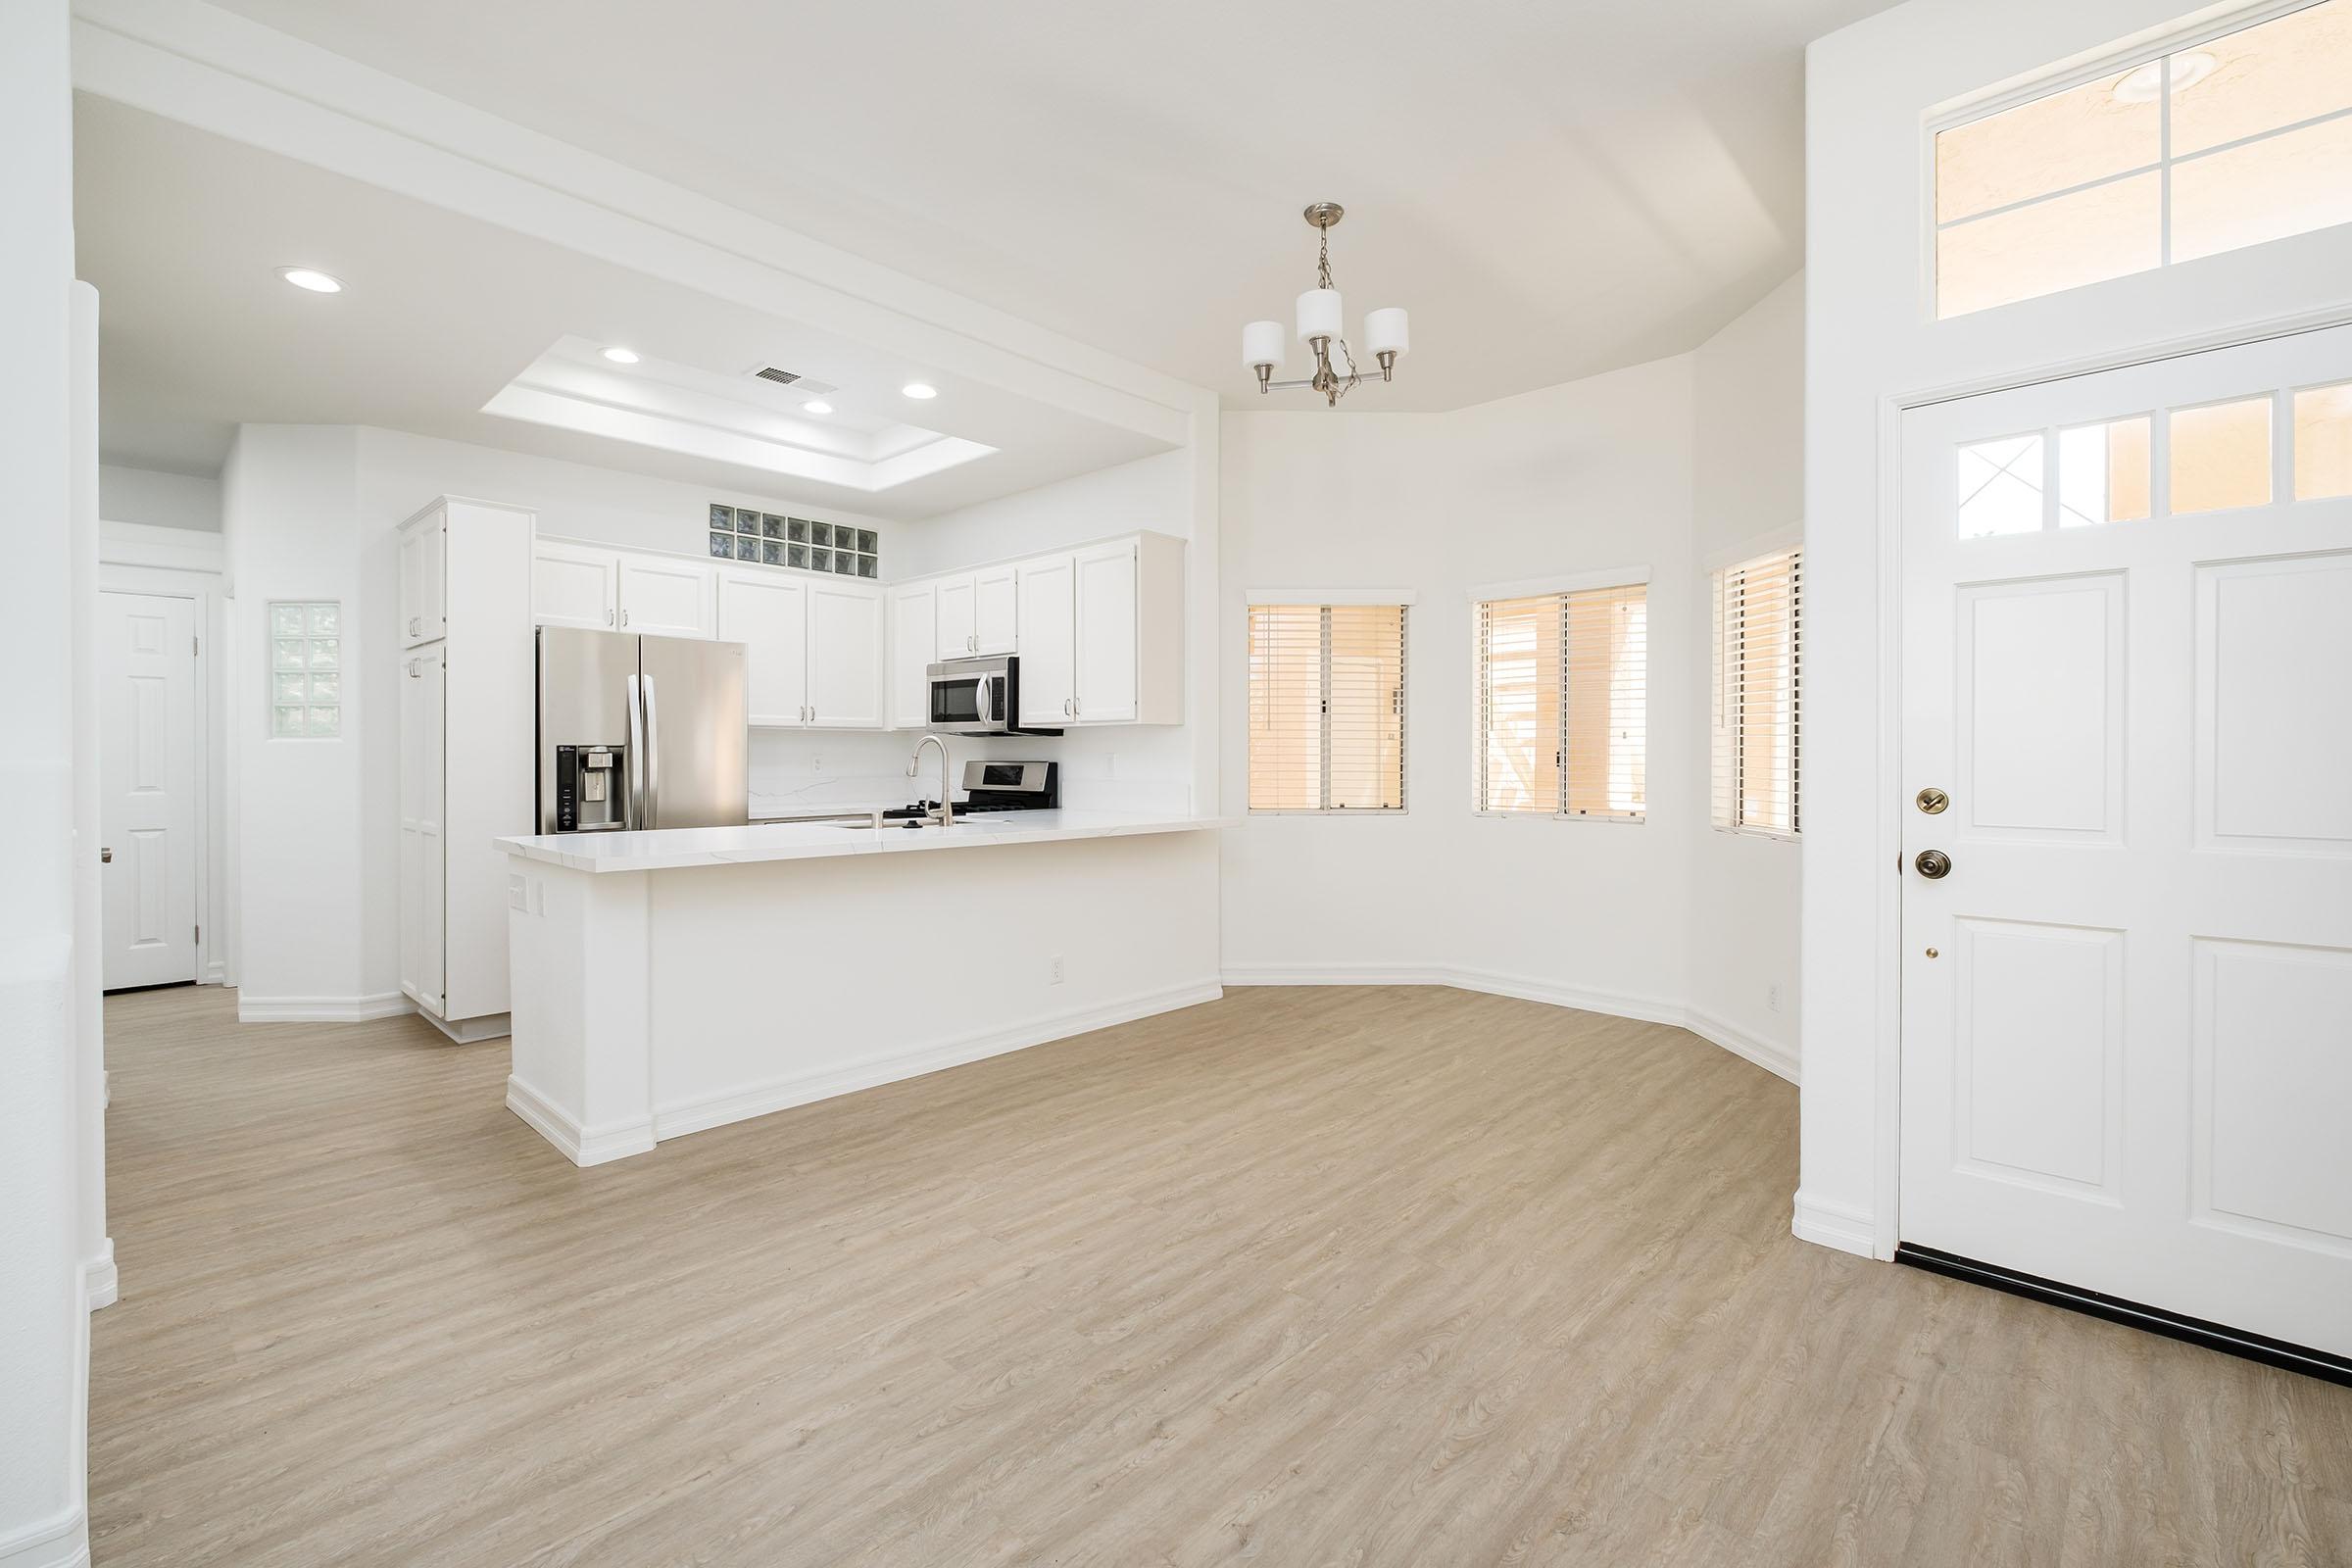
88, 983, 2352, 1566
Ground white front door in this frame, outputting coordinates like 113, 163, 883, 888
1899, 325, 2352, 1360
99, 590, 200, 990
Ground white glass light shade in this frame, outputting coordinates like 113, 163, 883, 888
1296, 287, 1343, 344
1242, 319, 1286, 371
1365, 307, 1410, 358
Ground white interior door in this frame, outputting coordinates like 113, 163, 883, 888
1899, 324, 2352, 1360
99, 590, 199, 990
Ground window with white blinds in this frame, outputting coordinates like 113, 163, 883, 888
1711, 548, 1802, 836
1248, 602, 1407, 812
1474, 583, 1647, 819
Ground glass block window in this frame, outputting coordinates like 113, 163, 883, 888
1934, 0, 2352, 318
270, 601, 342, 738
708, 505, 880, 578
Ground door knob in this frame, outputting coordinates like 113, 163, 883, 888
100, 847, 112, 863
1915, 849, 1952, 879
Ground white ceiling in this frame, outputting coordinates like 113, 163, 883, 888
202, 0, 1893, 412
73, 96, 1170, 516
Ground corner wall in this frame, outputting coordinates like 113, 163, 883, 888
1216, 282, 1804, 1082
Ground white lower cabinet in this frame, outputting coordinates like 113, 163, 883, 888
891, 581, 938, 728
1015, 553, 1075, 727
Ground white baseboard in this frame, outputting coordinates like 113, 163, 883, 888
416, 1007, 511, 1044
0, 1505, 88, 1568
1791, 1189, 1880, 1257
651, 980, 1227, 1144
81, 1243, 117, 1311
236, 991, 415, 1024
1220, 964, 1799, 1085
505, 1075, 655, 1167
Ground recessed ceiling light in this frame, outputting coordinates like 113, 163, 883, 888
802, 400, 834, 415
602, 346, 641, 364
902, 382, 938, 400
277, 267, 344, 294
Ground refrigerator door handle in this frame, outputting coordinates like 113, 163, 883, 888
625, 672, 646, 831
642, 672, 662, 830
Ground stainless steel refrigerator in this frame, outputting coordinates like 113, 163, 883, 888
536, 626, 749, 832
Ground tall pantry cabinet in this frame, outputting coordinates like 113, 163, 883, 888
397, 496, 535, 1041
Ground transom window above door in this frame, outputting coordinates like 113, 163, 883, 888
1957, 376, 2352, 538
1934, 0, 2352, 318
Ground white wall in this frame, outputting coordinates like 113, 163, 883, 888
1218, 356, 1706, 1017
1689, 273, 1805, 1062
0, 2, 90, 1563
1801, 0, 2352, 1254
99, 462, 219, 532
222, 424, 372, 1012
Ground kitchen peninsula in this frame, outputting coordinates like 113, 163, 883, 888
495, 810, 1232, 1164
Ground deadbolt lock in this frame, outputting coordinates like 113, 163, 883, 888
1916, 787, 1949, 815
1915, 849, 1952, 880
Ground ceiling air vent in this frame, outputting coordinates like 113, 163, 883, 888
753, 367, 802, 386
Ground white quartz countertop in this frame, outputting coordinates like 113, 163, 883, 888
495, 809, 1237, 873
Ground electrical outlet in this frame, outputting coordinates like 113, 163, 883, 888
1050, 955, 1065, 985
1766, 983, 1782, 1012
809, 755, 823, 773
509, 873, 528, 911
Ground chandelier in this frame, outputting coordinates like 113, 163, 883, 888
1241, 203, 1409, 408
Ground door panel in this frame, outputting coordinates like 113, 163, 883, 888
936, 575, 976, 658
717, 570, 808, 727
1015, 555, 1074, 727
534, 541, 618, 631
618, 557, 715, 639
808, 581, 883, 730
891, 582, 937, 729
1900, 322, 2352, 1358
640, 635, 749, 827
1074, 541, 1138, 722
973, 565, 1017, 655
99, 591, 198, 989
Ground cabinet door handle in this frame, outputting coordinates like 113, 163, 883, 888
620, 609, 629, 627
605, 607, 614, 625
408, 615, 419, 635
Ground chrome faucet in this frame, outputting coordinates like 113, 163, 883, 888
907, 734, 954, 827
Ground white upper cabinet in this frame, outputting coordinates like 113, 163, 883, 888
891, 581, 938, 729
1073, 539, 1140, 723
808, 579, 885, 730
399, 516, 447, 646
1015, 553, 1075, 727
718, 569, 809, 728
533, 540, 619, 631
973, 564, 1018, 655
936, 574, 977, 658
616, 555, 716, 639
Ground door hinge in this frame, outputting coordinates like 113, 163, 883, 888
194, 923, 201, 944
192, 635, 200, 655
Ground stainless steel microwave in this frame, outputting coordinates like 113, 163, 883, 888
924, 655, 1060, 735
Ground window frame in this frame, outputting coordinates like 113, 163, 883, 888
1709, 545, 1802, 841
1468, 567, 1651, 825
1245, 589, 1413, 816
1925, 0, 2349, 319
